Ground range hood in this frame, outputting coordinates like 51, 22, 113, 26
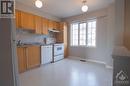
48, 29, 60, 33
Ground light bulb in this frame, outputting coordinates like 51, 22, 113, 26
35, 0, 43, 8
82, 5, 88, 12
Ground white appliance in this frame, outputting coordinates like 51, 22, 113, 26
53, 43, 64, 62
41, 45, 53, 64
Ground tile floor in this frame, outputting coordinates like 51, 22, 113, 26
19, 58, 113, 86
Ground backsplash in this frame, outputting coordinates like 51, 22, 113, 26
16, 29, 56, 44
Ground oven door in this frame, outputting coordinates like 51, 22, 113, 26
54, 44, 64, 56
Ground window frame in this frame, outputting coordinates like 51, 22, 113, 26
70, 19, 97, 47
70, 22, 87, 47
79, 22, 87, 46
70, 23, 79, 46
87, 19, 97, 48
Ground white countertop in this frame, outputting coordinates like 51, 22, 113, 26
112, 46, 130, 58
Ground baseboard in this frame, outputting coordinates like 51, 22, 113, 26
67, 56, 85, 60
87, 59, 113, 69
105, 65, 113, 69
68, 56, 113, 69
87, 59, 106, 65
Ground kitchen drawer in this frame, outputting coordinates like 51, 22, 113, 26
54, 55, 64, 62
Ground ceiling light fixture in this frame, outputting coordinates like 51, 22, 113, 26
81, 0, 88, 12
35, 0, 43, 8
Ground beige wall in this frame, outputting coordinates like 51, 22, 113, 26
124, 0, 130, 50
115, 0, 124, 46
63, 3, 117, 66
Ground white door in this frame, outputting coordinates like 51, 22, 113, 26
41, 45, 53, 64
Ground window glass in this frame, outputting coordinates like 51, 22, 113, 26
87, 20, 96, 47
70, 20, 96, 47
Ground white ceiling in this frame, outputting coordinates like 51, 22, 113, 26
16, 0, 115, 18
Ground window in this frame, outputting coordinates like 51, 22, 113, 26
71, 23, 87, 46
79, 23, 87, 46
87, 20, 96, 47
71, 23, 79, 46
70, 20, 96, 47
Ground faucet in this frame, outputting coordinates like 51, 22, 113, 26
17, 40, 21, 46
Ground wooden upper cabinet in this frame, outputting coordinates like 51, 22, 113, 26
42, 18, 49, 35
53, 21, 57, 29
52, 21, 59, 29
59, 22, 64, 31
48, 20, 60, 30
17, 47, 27, 73
15, 10, 61, 34
48, 20, 53, 29
27, 46, 41, 69
35, 15, 42, 34
20, 11, 35, 30
55, 22, 60, 30
15, 10, 35, 30
15, 10, 21, 28
57, 22, 61, 29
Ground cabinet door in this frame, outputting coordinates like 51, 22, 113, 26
59, 22, 64, 31
35, 15, 42, 34
15, 10, 21, 28
52, 21, 60, 30
27, 46, 41, 69
42, 18, 49, 35
56, 22, 64, 42
56, 22, 60, 30
53, 21, 57, 29
48, 20, 53, 29
20, 11, 35, 30
54, 22, 60, 30
17, 47, 27, 73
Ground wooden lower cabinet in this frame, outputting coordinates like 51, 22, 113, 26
17, 47, 27, 73
17, 46, 41, 73
27, 46, 41, 69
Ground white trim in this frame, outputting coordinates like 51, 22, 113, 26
105, 65, 113, 69
67, 56, 85, 60
87, 59, 106, 65
67, 56, 113, 69
87, 59, 113, 69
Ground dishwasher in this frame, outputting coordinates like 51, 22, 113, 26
41, 45, 53, 65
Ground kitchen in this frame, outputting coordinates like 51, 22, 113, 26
15, 9, 68, 73
1, 0, 130, 86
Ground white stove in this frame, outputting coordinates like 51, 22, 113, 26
53, 43, 64, 62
